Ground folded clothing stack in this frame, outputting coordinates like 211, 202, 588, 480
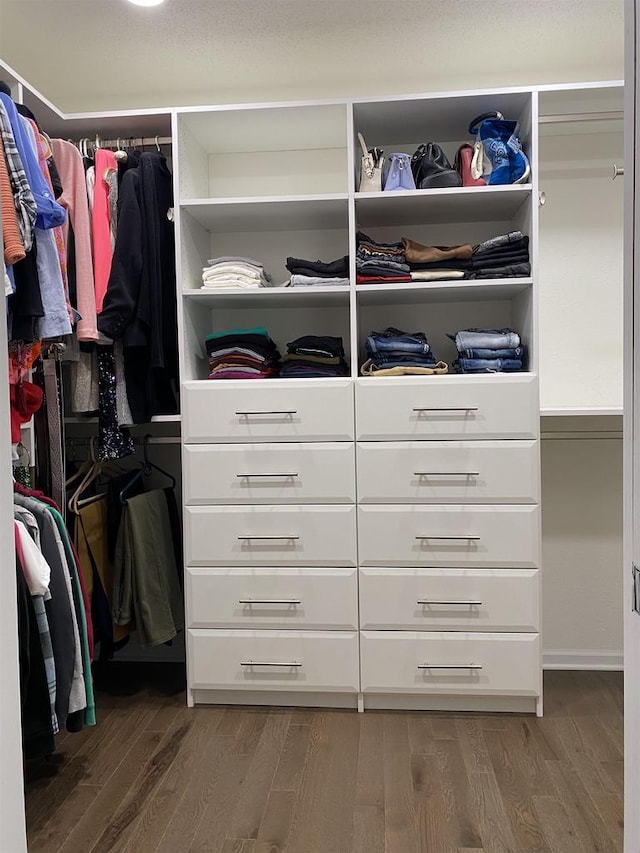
450, 328, 526, 373
280, 336, 349, 378
361, 326, 448, 376
205, 326, 281, 379
356, 232, 411, 284
403, 230, 531, 281
285, 256, 349, 287
201, 257, 272, 290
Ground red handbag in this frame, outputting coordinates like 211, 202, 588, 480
454, 143, 486, 187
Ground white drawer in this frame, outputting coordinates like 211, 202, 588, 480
185, 505, 357, 567
188, 629, 360, 692
183, 379, 354, 443
359, 568, 540, 631
356, 440, 538, 504
187, 567, 358, 629
184, 443, 356, 505
357, 505, 539, 568
355, 375, 538, 441
360, 631, 540, 696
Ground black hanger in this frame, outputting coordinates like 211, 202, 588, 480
119, 435, 176, 504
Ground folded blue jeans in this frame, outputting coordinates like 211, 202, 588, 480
459, 346, 526, 359
451, 329, 521, 350
457, 357, 523, 372
367, 328, 431, 354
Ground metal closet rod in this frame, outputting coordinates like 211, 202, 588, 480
538, 110, 623, 124
67, 435, 180, 446
76, 135, 172, 149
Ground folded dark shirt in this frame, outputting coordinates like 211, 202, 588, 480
408, 251, 529, 272
286, 256, 349, 277
286, 335, 345, 358
465, 263, 531, 279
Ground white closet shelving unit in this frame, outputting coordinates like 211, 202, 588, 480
176, 86, 542, 714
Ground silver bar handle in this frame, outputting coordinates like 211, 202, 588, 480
239, 598, 302, 605
237, 473, 298, 478
236, 410, 297, 416
414, 471, 479, 477
241, 660, 302, 667
417, 600, 482, 606
238, 535, 300, 541
415, 535, 480, 541
418, 663, 482, 670
412, 407, 478, 412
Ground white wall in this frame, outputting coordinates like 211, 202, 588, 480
542, 433, 623, 666
0, 0, 624, 112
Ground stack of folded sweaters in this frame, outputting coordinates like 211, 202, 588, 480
402, 230, 530, 281
285, 256, 349, 287
361, 327, 448, 376
356, 232, 411, 284
450, 328, 526, 373
206, 327, 281, 379
201, 257, 272, 290
280, 336, 349, 378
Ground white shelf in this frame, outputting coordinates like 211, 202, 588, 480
181, 195, 349, 232
354, 185, 532, 227
355, 278, 532, 306
540, 407, 623, 417
183, 286, 350, 309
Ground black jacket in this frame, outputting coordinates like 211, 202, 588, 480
98, 153, 178, 423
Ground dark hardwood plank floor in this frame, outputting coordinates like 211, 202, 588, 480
24, 667, 623, 853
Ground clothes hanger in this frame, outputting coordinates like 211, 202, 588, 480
120, 435, 176, 504
114, 137, 128, 162
154, 135, 161, 152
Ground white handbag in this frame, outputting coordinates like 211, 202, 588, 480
357, 132, 383, 192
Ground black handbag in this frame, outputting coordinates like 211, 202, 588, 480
411, 142, 462, 189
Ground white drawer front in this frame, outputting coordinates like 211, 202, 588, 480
183, 379, 354, 443
360, 631, 540, 696
358, 505, 539, 568
187, 567, 358, 629
360, 568, 540, 631
355, 375, 538, 441
184, 443, 356, 505
185, 505, 357, 567
188, 629, 360, 692
356, 440, 539, 504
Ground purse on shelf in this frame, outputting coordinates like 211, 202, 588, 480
468, 112, 531, 185
410, 142, 462, 189
357, 132, 384, 192
382, 152, 416, 191
454, 142, 486, 187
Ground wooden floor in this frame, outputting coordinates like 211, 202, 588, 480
24, 666, 623, 853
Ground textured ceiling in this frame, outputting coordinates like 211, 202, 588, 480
0, 0, 624, 112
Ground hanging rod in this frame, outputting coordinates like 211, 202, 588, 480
73, 135, 172, 150
538, 111, 623, 124
67, 435, 180, 446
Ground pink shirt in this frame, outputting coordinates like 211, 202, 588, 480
92, 148, 117, 313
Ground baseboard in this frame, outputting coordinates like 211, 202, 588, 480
543, 650, 623, 670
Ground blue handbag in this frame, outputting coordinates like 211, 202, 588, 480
468, 112, 531, 185
382, 153, 416, 191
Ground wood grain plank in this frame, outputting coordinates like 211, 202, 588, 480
434, 738, 483, 849
28, 785, 101, 853
221, 841, 256, 853
225, 712, 291, 841
382, 714, 417, 853
90, 713, 192, 853
255, 790, 296, 853
532, 796, 587, 853
484, 729, 552, 853
271, 723, 312, 792
413, 751, 456, 853
456, 719, 493, 775
466, 768, 520, 853
284, 712, 359, 853
121, 709, 225, 853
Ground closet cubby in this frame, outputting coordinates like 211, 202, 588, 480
177, 104, 349, 200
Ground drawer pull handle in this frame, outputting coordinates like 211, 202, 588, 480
418, 663, 483, 670
414, 471, 479, 477
237, 473, 299, 478
415, 535, 480, 541
239, 598, 302, 605
412, 407, 478, 413
241, 660, 302, 667
417, 599, 482, 606
238, 535, 300, 541
236, 410, 297, 416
